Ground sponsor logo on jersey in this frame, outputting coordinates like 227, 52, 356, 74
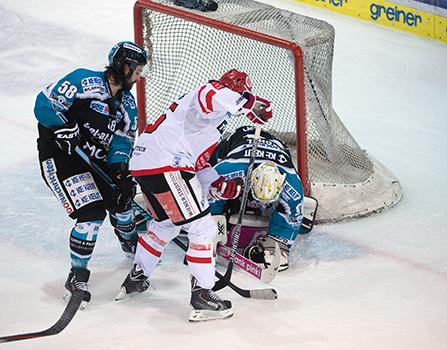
49, 93, 69, 111
90, 101, 110, 116
283, 182, 301, 201
42, 158, 74, 214
81, 77, 106, 94
224, 170, 245, 180
83, 122, 113, 147
122, 93, 136, 109
81, 77, 103, 87
288, 210, 303, 229
64, 172, 103, 209
83, 141, 108, 161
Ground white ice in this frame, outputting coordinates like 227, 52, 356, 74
0, 0, 446, 349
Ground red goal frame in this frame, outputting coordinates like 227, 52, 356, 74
133, 0, 309, 194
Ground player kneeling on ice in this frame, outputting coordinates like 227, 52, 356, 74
209, 126, 317, 272
116, 69, 272, 322
34, 41, 148, 307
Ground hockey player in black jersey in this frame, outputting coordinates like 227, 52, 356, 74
34, 41, 148, 306
209, 126, 307, 272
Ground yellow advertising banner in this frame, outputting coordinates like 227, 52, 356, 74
292, 0, 447, 43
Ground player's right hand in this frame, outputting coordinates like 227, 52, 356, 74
210, 176, 244, 200
53, 121, 81, 155
241, 91, 272, 125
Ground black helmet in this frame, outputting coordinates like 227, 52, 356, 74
108, 41, 148, 71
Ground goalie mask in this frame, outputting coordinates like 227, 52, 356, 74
251, 161, 286, 204
219, 69, 252, 94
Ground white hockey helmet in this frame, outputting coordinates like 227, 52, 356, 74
250, 161, 286, 204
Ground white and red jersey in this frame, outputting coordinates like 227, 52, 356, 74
130, 81, 247, 176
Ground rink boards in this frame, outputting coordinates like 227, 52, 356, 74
293, 0, 447, 43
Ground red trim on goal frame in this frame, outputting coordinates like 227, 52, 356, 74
133, 0, 309, 194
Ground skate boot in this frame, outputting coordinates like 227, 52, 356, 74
64, 267, 91, 309
189, 276, 233, 322
115, 264, 150, 301
114, 229, 138, 257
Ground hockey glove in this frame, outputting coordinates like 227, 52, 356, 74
241, 91, 272, 125
243, 235, 289, 271
210, 176, 244, 200
110, 162, 137, 213
53, 121, 81, 155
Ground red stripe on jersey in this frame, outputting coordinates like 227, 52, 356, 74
148, 231, 167, 247
144, 114, 166, 133
185, 255, 212, 264
131, 166, 194, 176
138, 236, 162, 257
205, 89, 216, 112
195, 142, 218, 171
198, 85, 208, 114
154, 191, 185, 223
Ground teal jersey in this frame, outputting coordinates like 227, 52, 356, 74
209, 126, 304, 245
34, 68, 138, 165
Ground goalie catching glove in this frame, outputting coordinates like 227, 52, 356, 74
110, 162, 136, 212
243, 234, 289, 272
241, 91, 272, 125
210, 176, 244, 200
53, 121, 81, 155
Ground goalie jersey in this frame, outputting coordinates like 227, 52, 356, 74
130, 81, 246, 176
209, 126, 304, 245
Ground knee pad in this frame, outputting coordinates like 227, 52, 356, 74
185, 214, 217, 244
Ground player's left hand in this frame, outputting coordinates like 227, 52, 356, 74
110, 162, 136, 212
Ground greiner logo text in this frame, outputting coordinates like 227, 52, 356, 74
316, 0, 346, 7
370, 4, 422, 27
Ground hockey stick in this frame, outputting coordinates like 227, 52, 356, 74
74, 147, 277, 300
172, 237, 277, 300
212, 124, 263, 291
0, 290, 85, 344
216, 242, 280, 283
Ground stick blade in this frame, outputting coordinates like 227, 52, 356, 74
249, 288, 278, 300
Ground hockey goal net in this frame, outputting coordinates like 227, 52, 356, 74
133, 0, 402, 222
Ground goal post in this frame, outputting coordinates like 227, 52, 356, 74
133, 0, 402, 222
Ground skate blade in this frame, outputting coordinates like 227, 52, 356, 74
114, 286, 129, 301
188, 308, 233, 322
63, 291, 88, 310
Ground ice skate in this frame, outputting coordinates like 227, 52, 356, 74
115, 264, 150, 301
189, 277, 233, 322
64, 267, 91, 310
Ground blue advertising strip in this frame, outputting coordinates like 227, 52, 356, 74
412, 0, 447, 10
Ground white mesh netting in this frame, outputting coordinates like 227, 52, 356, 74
135, 0, 402, 222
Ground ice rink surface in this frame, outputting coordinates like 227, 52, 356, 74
0, 0, 446, 349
